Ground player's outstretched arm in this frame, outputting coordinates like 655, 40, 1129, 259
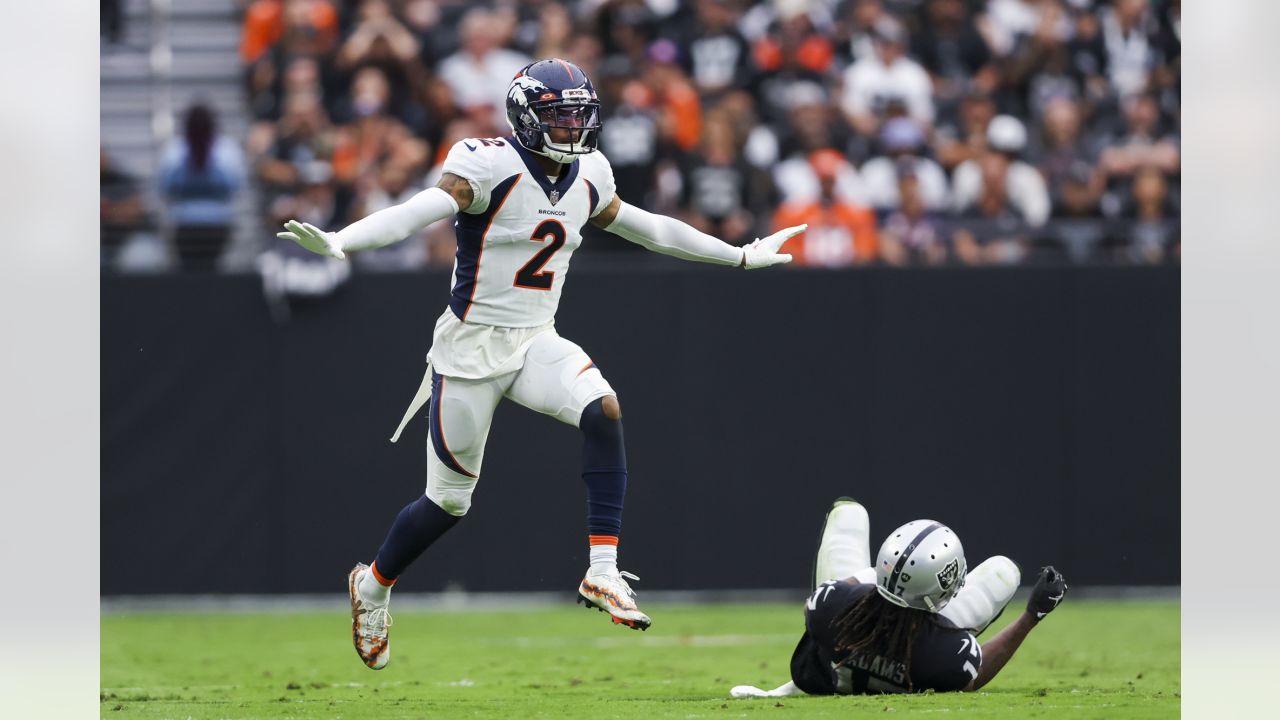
591, 195, 804, 269
276, 173, 474, 258
964, 566, 1068, 691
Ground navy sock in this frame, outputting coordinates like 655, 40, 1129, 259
372, 495, 461, 581
579, 398, 627, 537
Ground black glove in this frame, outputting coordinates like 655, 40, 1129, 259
1026, 565, 1068, 621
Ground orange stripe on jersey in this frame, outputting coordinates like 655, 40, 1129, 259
576, 360, 596, 377
462, 175, 523, 322
588, 535, 619, 546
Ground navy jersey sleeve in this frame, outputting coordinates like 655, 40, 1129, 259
909, 623, 981, 692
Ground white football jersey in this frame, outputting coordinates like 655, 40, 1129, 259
440, 136, 617, 328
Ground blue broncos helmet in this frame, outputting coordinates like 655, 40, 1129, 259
505, 59, 602, 164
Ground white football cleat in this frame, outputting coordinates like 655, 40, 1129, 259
577, 569, 651, 630
813, 498, 871, 589
940, 555, 1020, 634
348, 563, 392, 669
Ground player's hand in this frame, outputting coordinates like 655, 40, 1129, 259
1026, 565, 1068, 621
277, 219, 345, 259
741, 224, 805, 269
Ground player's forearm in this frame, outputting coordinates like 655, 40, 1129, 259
335, 186, 459, 251
966, 611, 1037, 691
605, 201, 744, 267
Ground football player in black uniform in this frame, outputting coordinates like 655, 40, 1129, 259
731, 499, 1068, 697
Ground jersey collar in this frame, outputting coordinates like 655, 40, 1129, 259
508, 135, 580, 206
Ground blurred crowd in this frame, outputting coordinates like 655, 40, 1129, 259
104, 0, 1180, 271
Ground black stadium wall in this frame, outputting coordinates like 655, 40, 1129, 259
101, 266, 1179, 595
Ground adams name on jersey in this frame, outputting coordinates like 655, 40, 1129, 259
440, 135, 616, 329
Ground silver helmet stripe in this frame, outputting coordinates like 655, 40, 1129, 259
884, 522, 943, 596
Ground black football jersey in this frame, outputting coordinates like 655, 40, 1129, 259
789, 581, 981, 695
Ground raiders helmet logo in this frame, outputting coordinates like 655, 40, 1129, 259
936, 559, 960, 591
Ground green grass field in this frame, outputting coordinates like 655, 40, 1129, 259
101, 600, 1178, 719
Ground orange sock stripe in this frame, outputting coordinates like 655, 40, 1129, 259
369, 561, 396, 587
588, 535, 619, 546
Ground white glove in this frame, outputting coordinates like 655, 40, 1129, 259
277, 220, 345, 259
730, 681, 802, 698
741, 224, 805, 269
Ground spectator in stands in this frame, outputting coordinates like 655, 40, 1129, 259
1098, 91, 1180, 184
1099, 0, 1159, 99
841, 16, 934, 138
751, 4, 836, 127
436, 7, 531, 132
861, 117, 950, 214
644, 41, 705, 153
349, 161, 430, 271
241, 0, 339, 64
1125, 165, 1178, 264
158, 103, 243, 272
598, 77, 663, 211
248, 54, 324, 124
880, 165, 948, 267
678, 108, 760, 246
911, 0, 999, 115
839, 0, 888, 66
951, 151, 1033, 265
978, 0, 1041, 59
255, 91, 333, 195
401, 0, 467, 68
952, 114, 1049, 228
601, 2, 661, 73
770, 149, 879, 267
772, 88, 865, 206
334, 0, 422, 116
1028, 95, 1104, 217
331, 67, 412, 190
532, 1, 576, 64
933, 90, 997, 171
675, 0, 754, 101
1000, 0, 1080, 118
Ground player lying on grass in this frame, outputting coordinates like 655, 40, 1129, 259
277, 58, 806, 670
731, 499, 1068, 697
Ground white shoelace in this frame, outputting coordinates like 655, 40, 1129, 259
618, 571, 640, 598
363, 606, 392, 637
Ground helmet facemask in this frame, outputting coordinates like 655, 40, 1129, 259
524, 99, 600, 164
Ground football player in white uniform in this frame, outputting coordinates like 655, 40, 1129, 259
278, 58, 807, 670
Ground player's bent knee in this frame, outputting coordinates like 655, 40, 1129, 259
580, 396, 622, 435
601, 394, 621, 420
426, 486, 473, 517
984, 555, 1020, 586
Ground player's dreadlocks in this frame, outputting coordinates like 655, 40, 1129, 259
830, 589, 930, 690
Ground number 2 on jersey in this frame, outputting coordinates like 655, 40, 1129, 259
514, 219, 565, 290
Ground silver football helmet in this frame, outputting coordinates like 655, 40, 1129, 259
874, 519, 967, 613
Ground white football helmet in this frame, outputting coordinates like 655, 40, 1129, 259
874, 519, 967, 613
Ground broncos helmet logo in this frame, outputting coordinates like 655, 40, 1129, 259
508, 75, 549, 108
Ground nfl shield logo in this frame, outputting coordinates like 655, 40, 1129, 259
549, 190, 560, 206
